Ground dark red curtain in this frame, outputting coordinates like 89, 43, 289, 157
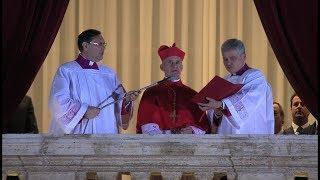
254, 0, 318, 119
2, 0, 69, 132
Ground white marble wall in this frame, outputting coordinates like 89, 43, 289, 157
2, 134, 318, 180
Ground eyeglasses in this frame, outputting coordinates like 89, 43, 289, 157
89, 42, 107, 47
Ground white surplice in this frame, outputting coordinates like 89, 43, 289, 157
49, 61, 126, 134
211, 68, 274, 134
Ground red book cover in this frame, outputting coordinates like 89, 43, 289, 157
192, 76, 243, 103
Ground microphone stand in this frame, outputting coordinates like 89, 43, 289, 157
99, 77, 171, 109
82, 76, 172, 134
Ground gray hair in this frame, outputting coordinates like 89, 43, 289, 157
221, 39, 246, 55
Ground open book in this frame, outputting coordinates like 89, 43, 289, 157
192, 76, 243, 129
191, 76, 243, 103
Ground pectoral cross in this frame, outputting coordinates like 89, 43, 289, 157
168, 88, 179, 122
170, 109, 179, 122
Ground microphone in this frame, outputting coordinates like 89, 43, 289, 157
98, 76, 172, 109
138, 76, 172, 91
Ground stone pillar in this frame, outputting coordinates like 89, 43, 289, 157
237, 173, 286, 180
3, 170, 27, 180
75, 171, 86, 180
225, 172, 236, 180
161, 172, 182, 180
194, 172, 214, 180
28, 172, 76, 180
97, 172, 119, 180
130, 172, 150, 180
308, 172, 318, 180
18, 171, 27, 180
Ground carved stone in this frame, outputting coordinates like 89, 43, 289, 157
2, 134, 318, 180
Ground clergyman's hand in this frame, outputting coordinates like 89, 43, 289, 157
180, 126, 194, 134
84, 106, 100, 119
197, 97, 222, 111
214, 108, 223, 117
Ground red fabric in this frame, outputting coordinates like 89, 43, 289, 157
136, 81, 210, 133
158, 43, 185, 61
121, 100, 132, 115
2, 0, 69, 130
191, 76, 243, 104
254, 0, 318, 119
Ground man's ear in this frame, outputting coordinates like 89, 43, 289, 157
242, 53, 246, 60
160, 63, 164, 72
82, 42, 89, 51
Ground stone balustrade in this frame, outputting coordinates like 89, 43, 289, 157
2, 134, 318, 180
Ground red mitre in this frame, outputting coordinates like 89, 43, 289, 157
158, 43, 185, 61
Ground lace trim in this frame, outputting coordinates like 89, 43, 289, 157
229, 89, 249, 119
141, 123, 162, 135
59, 103, 81, 125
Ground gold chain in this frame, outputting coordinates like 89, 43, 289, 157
168, 87, 177, 122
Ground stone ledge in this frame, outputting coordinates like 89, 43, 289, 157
2, 134, 318, 180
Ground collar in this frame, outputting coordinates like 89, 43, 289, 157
75, 54, 99, 70
168, 77, 180, 82
163, 78, 183, 86
231, 64, 250, 76
292, 122, 309, 133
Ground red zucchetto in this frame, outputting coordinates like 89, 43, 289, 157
158, 43, 185, 61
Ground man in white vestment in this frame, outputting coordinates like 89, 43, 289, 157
198, 38, 274, 134
49, 29, 139, 134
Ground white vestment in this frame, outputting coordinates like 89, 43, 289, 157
49, 61, 126, 134
211, 68, 274, 134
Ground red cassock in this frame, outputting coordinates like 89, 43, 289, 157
136, 80, 211, 133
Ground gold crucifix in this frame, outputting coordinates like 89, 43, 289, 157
170, 109, 179, 122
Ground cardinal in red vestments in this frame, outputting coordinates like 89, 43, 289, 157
136, 43, 211, 135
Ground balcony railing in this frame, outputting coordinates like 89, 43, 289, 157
2, 134, 318, 180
